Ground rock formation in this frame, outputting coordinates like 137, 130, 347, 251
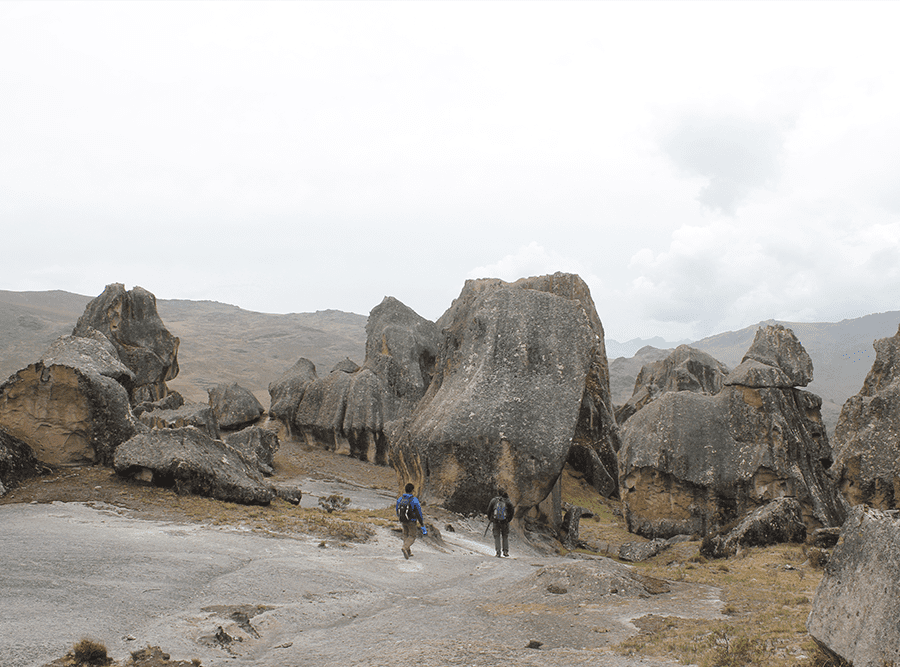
390, 273, 620, 521
807, 505, 900, 667
0, 427, 41, 496
700, 497, 807, 559
830, 324, 900, 509
269, 296, 440, 466
72, 283, 179, 403
619, 324, 846, 539
138, 401, 220, 439
223, 425, 280, 476
114, 426, 275, 505
615, 344, 729, 424
0, 332, 145, 466
208, 382, 264, 431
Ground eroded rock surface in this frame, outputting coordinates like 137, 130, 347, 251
807, 506, 900, 667
0, 334, 144, 466
114, 426, 275, 505
73, 283, 179, 403
701, 497, 807, 559
620, 325, 846, 539
208, 382, 264, 431
0, 427, 41, 495
830, 323, 900, 509
391, 273, 620, 519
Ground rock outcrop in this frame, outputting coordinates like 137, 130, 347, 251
0, 332, 144, 466
208, 383, 264, 431
113, 426, 275, 505
222, 425, 280, 476
830, 324, 900, 509
700, 497, 807, 559
807, 506, 900, 667
619, 324, 846, 539
73, 283, 179, 403
615, 344, 729, 424
270, 297, 440, 466
390, 273, 620, 520
0, 428, 41, 496
138, 401, 220, 439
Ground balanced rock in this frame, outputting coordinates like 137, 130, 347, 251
0, 332, 144, 466
616, 344, 729, 424
73, 283, 179, 403
114, 426, 275, 504
619, 324, 846, 539
830, 324, 900, 509
807, 506, 900, 667
139, 401, 220, 439
208, 382, 264, 431
391, 273, 620, 519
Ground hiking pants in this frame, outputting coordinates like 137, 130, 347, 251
492, 521, 509, 555
401, 521, 419, 552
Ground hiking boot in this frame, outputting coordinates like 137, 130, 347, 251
503, 552, 509, 557
496, 552, 502, 558
403, 548, 410, 560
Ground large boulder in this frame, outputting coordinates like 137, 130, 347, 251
390, 273, 620, 520
616, 344, 729, 424
830, 324, 900, 509
73, 283, 180, 403
807, 506, 900, 667
222, 425, 280, 476
700, 497, 807, 558
113, 426, 275, 505
208, 382, 265, 431
619, 325, 846, 539
138, 401, 220, 439
267, 358, 318, 430
0, 333, 144, 466
0, 428, 41, 496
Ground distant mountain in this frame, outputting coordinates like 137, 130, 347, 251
605, 336, 690, 359
0, 290, 367, 405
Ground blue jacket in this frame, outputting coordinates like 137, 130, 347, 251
396, 493, 423, 524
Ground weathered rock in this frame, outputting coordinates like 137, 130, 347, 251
807, 506, 900, 667
342, 368, 387, 464
139, 401, 220, 439
0, 427, 41, 495
293, 369, 353, 452
700, 497, 807, 559
331, 357, 360, 374
618, 539, 669, 562
830, 324, 900, 509
267, 358, 318, 428
0, 334, 145, 466
208, 383, 265, 431
364, 296, 441, 424
114, 426, 275, 504
559, 505, 594, 550
134, 391, 186, 417
619, 325, 846, 539
391, 273, 620, 521
811, 526, 841, 549
616, 345, 729, 424
742, 323, 813, 387
73, 283, 180, 403
222, 425, 280, 476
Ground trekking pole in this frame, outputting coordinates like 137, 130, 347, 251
483, 521, 491, 538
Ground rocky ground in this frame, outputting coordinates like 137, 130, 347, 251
1, 439, 826, 667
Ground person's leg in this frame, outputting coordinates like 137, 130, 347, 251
492, 522, 502, 557
501, 524, 509, 556
402, 522, 418, 557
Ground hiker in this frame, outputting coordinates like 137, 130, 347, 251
487, 490, 515, 558
396, 482, 426, 559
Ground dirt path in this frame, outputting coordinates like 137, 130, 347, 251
1, 486, 721, 667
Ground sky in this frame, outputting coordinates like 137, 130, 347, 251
3, 1, 900, 343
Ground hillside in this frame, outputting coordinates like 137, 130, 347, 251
0, 289, 367, 406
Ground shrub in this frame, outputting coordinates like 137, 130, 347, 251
72, 638, 109, 665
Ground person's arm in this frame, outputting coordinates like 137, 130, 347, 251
487, 498, 496, 521
414, 497, 424, 524
507, 501, 514, 522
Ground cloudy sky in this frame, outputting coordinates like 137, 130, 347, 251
3, 1, 899, 343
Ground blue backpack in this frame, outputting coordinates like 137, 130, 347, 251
492, 498, 508, 522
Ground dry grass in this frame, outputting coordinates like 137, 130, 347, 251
559, 465, 835, 667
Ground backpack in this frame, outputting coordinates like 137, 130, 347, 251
398, 496, 417, 523
492, 498, 508, 523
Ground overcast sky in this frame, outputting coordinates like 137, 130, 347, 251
3, 1, 899, 342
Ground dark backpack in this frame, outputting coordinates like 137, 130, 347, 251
398, 496, 417, 523
492, 498, 508, 523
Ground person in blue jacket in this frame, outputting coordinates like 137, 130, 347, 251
396, 482, 426, 559
487, 490, 515, 558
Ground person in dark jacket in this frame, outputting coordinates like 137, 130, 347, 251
395, 482, 426, 559
487, 490, 515, 558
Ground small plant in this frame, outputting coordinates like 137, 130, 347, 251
72, 638, 109, 665
318, 494, 351, 513
807, 547, 829, 569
